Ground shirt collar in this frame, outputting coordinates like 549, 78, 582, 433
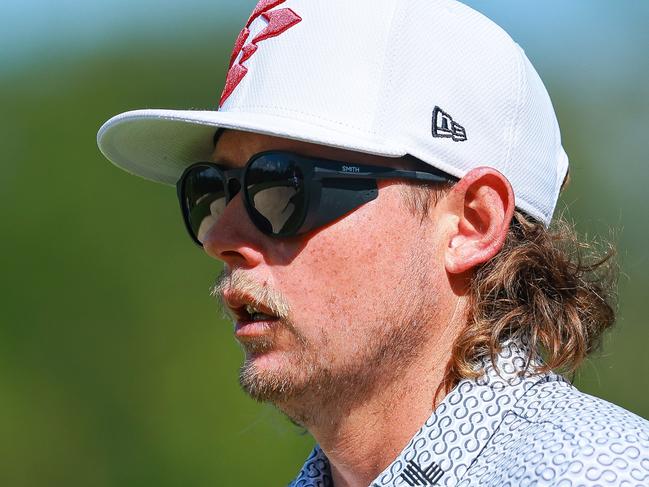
290, 341, 567, 487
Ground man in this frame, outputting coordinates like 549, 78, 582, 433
97, 1, 649, 486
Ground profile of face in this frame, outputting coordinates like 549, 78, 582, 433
204, 130, 513, 425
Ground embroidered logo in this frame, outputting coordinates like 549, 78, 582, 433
400, 459, 444, 486
219, 0, 302, 107
432, 106, 467, 142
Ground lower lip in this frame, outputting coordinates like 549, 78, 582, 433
235, 319, 280, 340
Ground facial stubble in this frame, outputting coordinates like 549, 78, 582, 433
213, 249, 433, 426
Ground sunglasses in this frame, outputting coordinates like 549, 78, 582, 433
176, 151, 454, 246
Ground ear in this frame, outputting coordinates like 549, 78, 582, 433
443, 167, 515, 274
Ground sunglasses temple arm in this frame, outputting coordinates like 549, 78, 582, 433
374, 170, 453, 183
313, 166, 453, 184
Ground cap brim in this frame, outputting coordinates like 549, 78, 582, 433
97, 109, 405, 185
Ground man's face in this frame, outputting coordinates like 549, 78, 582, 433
206, 130, 452, 424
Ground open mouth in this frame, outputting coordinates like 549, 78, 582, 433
231, 302, 281, 323
241, 304, 279, 322
230, 301, 281, 342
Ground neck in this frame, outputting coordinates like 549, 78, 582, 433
280, 336, 456, 487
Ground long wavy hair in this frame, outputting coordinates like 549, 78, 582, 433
400, 176, 618, 392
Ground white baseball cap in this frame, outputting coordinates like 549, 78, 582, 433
97, 0, 569, 226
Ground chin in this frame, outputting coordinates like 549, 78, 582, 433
238, 350, 304, 403
244, 347, 282, 366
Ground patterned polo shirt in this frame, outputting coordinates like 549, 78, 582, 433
289, 341, 649, 486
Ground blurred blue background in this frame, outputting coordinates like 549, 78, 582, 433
1, 1, 647, 485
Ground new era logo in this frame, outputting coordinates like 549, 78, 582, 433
400, 459, 444, 486
432, 106, 467, 142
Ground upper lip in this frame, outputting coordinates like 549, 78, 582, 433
221, 289, 276, 321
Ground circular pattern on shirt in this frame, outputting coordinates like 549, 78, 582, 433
292, 341, 649, 487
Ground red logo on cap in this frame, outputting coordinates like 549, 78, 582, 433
218, 0, 302, 107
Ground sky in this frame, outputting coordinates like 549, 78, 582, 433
3, 0, 648, 80
1, 0, 244, 74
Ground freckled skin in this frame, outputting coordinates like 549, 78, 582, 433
204, 131, 450, 390
204, 129, 514, 487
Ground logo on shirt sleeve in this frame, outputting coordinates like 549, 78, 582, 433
400, 459, 444, 486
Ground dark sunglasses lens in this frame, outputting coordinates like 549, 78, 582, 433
182, 166, 227, 244
246, 155, 306, 235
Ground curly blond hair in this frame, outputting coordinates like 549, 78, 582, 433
442, 210, 617, 391
400, 179, 618, 393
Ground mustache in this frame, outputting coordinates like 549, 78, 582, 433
210, 269, 291, 320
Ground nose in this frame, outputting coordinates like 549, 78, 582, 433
201, 193, 265, 269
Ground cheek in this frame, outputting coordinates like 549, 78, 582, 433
273, 190, 433, 340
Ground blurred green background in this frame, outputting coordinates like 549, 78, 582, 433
1, 1, 647, 485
